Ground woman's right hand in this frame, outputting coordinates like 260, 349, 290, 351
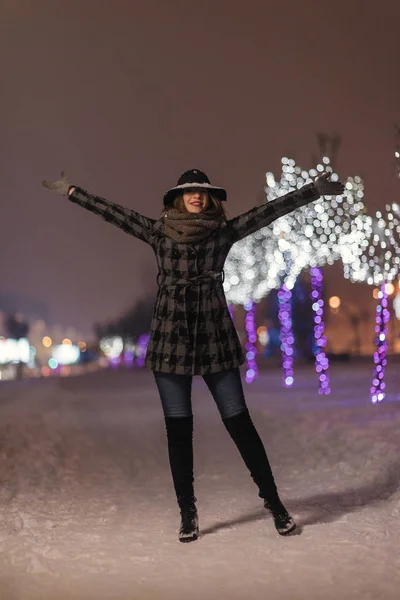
42, 171, 73, 196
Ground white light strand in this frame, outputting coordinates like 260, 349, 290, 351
223, 156, 400, 400
224, 157, 367, 305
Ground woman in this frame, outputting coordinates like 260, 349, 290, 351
42, 168, 345, 542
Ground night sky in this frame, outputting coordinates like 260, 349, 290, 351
2, 1, 399, 337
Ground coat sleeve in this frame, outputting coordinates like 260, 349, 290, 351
68, 187, 156, 245
227, 183, 320, 242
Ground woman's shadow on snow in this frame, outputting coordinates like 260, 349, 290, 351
201, 462, 400, 537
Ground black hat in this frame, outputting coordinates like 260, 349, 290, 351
163, 169, 227, 207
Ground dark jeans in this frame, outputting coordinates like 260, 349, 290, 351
153, 368, 279, 508
153, 367, 247, 419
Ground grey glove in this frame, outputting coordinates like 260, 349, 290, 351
42, 171, 71, 196
315, 173, 345, 196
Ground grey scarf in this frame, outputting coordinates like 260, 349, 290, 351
163, 208, 224, 243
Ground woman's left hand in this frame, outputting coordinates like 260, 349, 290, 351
42, 171, 71, 196
315, 173, 345, 197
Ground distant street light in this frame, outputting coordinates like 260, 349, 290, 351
385, 282, 395, 296
329, 296, 341, 309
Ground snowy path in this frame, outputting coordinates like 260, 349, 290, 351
0, 364, 399, 600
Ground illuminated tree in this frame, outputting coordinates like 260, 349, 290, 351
224, 156, 365, 391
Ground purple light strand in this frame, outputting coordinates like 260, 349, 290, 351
228, 303, 235, 320
135, 333, 150, 368
371, 284, 390, 403
110, 356, 120, 369
278, 284, 294, 387
310, 267, 330, 395
244, 299, 258, 383
123, 350, 134, 367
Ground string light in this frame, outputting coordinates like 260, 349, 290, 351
100, 336, 123, 360
224, 157, 366, 306
342, 203, 400, 287
277, 284, 294, 387
135, 333, 150, 367
342, 202, 400, 402
228, 303, 235, 321
224, 156, 364, 388
310, 267, 330, 394
394, 289, 400, 319
123, 349, 134, 367
244, 299, 258, 383
370, 284, 390, 403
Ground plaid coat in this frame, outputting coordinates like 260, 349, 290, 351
69, 183, 319, 375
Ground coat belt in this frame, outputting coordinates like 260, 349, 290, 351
156, 271, 225, 342
157, 271, 225, 287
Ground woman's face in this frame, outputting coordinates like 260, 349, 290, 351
182, 188, 209, 213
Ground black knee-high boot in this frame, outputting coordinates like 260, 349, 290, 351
164, 416, 199, 542
222, 409, 279, 503
223, 410, 296, 535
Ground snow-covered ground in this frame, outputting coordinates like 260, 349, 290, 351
0, 363, 399, 600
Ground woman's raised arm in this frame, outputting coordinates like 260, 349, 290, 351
227, 174, 345, 243
42, 172, 156, 245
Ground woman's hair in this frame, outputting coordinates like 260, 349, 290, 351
166, 193, 227, 220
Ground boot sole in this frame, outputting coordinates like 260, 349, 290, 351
277, 523, 297, 536
179, 532, 199, 543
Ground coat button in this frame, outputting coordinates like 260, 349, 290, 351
164, 357, 169, 362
